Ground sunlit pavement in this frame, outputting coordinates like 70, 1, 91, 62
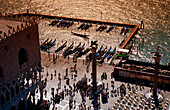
34, 53, 169, 110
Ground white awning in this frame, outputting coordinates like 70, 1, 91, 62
117, 49, 129, 53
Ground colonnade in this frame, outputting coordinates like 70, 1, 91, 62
0, 61, 43, 110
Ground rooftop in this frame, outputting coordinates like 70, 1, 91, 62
0, 19, 25, 34
0, 17, 34, 41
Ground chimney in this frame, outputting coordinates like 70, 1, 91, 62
16, 15, 18, 20
8, 30, 11, 35
20, 16, 23, 21
17, 25, 20, 32
4, 32, 7, 38
27, 9, 29, 13
21, 23, 24, 30
13, 28, 15, 34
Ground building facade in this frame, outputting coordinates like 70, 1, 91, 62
0, 15, 42, 110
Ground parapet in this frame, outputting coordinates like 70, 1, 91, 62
0, 13, 38, 42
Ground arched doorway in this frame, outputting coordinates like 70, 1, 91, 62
18, 48, 28, 65
18, 98, 26, 110
15, 84, 19, 95
0, 66, 3, 77
6, 90, 10, 102
10, 106, 16, 110
11, 86, 15, 98
1, 94, 5, 105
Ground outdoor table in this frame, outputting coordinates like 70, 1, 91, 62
134, 99, 137, 102
118, 105, 121, 109
166, 101, 169, 104
140, 93, 144, 96
136, 107, 140, 110
128, 101, 131, 105
144, 105, 148, 109
130, 105, 134, 109
140, 96, 143, 99
124, 96, 127, 99
124, 107, 127, 110
122, 99, 125, 104
151, 106, 154, 109
130, 95, 133, 98
115, 102, 117, 106
113, 104, 116, 108
134, 94, 137, 97
166, 99, 169, 103
140, 100, 143, 104
136, 97, 139, 101
151, 97, 154, 100
133, 102, 137, 107
151, 103, 155, 107
120, 103, 123, 107
139, 104, 142, 108
164, 104, 168, 107
129, 98, 132, 102
151, 100, 155, 104
141, 99, 144, 102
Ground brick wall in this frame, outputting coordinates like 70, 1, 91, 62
0, 23, 40, 84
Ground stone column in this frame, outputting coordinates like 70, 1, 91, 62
39, 81, 43, 101
152, 46, 162, 99
0, 91, 1, 108
91, 41, 98, 110
24, 97, 27, 110
153, 56, 161, 97
34, 71, 37, 83
32, 91, 35, 105
16, 101, 19, 110
26, 72, 29, 88
31, 71, 34, 86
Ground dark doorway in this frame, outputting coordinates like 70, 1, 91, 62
0, 66, 3, 77
10, 106, 16, 110
1, 94, 5, 105
18, 48, 28, 65
18, 98, 26, 110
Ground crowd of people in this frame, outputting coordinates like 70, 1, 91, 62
36, 53, 169, 110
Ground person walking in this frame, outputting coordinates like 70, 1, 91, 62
51, 73, 53, 80
54, 70, 56, 76
53, 54, 55, 63
48, 50, 51, 61
45, 89, 47, 98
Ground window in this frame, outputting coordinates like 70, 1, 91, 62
27, 34, 30, 39
1, 94, 5, 105
6, 91, 10, 102
16, 84, 19, 94
18, 48, 28, 65
0, 66, 3, 77
11, 86, 15, 98
4, 45, 8, 51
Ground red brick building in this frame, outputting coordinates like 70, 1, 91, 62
0, 15, 42, 110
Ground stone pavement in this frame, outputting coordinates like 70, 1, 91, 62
34, 52, 170, 110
